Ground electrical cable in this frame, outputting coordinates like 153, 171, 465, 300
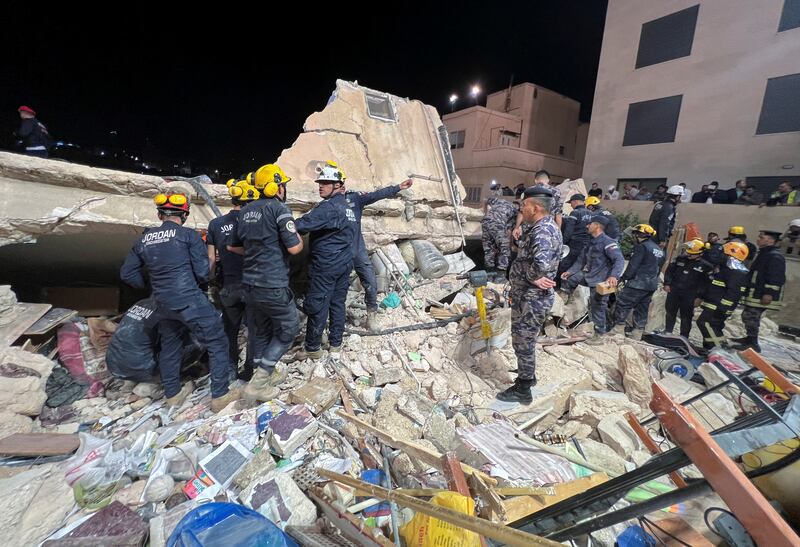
703, 507, 736, 539
639, 516, 693, 547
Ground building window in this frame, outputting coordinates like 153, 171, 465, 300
558, 145, 565, 156
756, 73, 800, 134
635, 5, 699, 69
365, 92, 396, 122
465, 186, 482, 202
449, 130, 466, 149
622, 95, 682, 146
499, 130, 519, 147
779, 0, 800, 31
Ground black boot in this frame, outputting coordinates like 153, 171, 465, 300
730, 335, 750, 344
732, 336, 755, 351
496, 378, 534, 404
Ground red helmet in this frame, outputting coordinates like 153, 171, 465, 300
153, 193, 190, 214
18, 106, 36, 115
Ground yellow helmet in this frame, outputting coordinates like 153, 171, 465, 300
728, 225, 745, 236
632, 223, 657, 237
723, 241, 749, 262
585, 196, 601, 207
684, 238, 705, 255
229, 181, 260, 202
253, 164, 292, 197
226, 178, 237, 188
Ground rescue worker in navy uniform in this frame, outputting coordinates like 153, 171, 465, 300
585, 196, 620, 240
497, 186, 562, 404
345, 178, 413, 331
120, 193, 238, 411
648, 185, 683, 247
482, 191, 517, 275
695, 241, 749, 350
295, 161, 358, 360
610, 224, 665, 339
704, 232, 726, 267
662, 238, 712, 338
206, 179, 258, 381
228, 164, 304, 401
732, 230, 786, 353
559, 194, 593, 275
561, 215, 625, 342
724, 226, 757, 267
16, 106, 51, 158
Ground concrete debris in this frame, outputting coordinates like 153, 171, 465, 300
618, 344, 654, 408
0, 346, 54, 416
568, 438, 629, 476
372, 366, 403, 386
597, 414, 646, 460
241, 468, 317, 529
568, 390, 640, 428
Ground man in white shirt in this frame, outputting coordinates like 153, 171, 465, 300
605, 185, 620, 200
680, 183, 692, 203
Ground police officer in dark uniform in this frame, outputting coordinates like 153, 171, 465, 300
206, 180, 257, 380
648, 185, 683, 247
120, 193, 238, 411
610, 223, 665, 339
704, 232, 726, 267
295, 161, 358, 359
585, 196, 621, 240
561, 215, 625, 341
228, 164, 304, 401
732, 230, 786, 353
346, 178, 413, 332
560, 194, 593, 275
695, 241, 749, 350
662, 238, 712, 338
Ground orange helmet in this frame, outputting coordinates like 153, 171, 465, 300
723, 241, 748, 262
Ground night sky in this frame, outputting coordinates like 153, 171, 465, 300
2, 2, 608, 176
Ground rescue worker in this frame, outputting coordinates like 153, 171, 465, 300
120, 193, 238, 410
695, 241, 749, 350
346, 178, 413, 331
732, 230, 786, 353
662, 238, 712, 338
724, 226, 757, 267
585, 196, 621, 240
610, 224, 665, 339
482, 191, 517, 275
510, 170, 563, 269
16, 106, 51, 158
497, 186, 562, 404
561, 215, 625, 341
559, 194, 593, 275
295, 161, 358, 359
648, 185, 684, 247
704, 232, 726, 267
228, 165, 303, 401
206, 180, 258, 380
778, 219, 800, 260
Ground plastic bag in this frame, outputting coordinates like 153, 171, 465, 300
400, 492, 480, 547
167, 502, 299, 547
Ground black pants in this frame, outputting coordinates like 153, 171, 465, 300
219, 283, 253, 379
696, 307, 728, 349
613, 287, 654, 330
665, 290, 695, 337
245, 285, 300, 370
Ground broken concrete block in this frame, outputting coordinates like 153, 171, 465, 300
372, 367, 402, 386
428, 376, 449, 402
132, 382, 163, 399
570, 437, 628, 476
233, 447, 278, 490
552, 420, 594, 439
619, 345, 653, 407
422, 412, 459, 453
288, 377, 340, 415
113, 480, 147, 507
425, 347, 445, 372
631, 450, 653, 467
241, 468, 316, 530
0, 347, 55, 416
372, 392, 421, 442
0, 411, 34, 439
378, 350, 394, 364
0, 463, 75, 547
569, 390, 639, 428
597, 414, 646, 459
44, 500, 148, 546
267, 405, 319, 458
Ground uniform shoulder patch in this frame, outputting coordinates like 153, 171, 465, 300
286, 220, 296, 233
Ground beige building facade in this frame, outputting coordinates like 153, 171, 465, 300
583, 0, 800, 194
443, 83, 588, 206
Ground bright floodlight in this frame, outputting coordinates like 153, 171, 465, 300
471, 85, 481, 96
449, 94, 458, 103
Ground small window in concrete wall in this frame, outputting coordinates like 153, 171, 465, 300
635, 5, 699, 69
756, 73, 800, 134
622, 95, 682, 146
499, 131, 519, 147
558, 145, 565, 156
779, 0, 800, 31
465, 186, 482, 203
364, 92, 396, 122
449, 130, 466, 149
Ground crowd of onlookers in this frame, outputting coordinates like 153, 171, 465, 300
589, 180, 800, 207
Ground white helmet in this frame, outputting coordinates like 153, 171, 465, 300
666, 185, 684, 196
315, 160, 346, 183
790, 219, 800, 228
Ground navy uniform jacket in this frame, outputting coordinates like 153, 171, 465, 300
510, 215, 562, 293
704, 243, 726, 266
743, 246, 786, 309
664, 256, 712, 294
346, 185, 400, 250
621, 239, 665, 291
295, 192, 358, 273
206, 210, 244, 287
562, 205, 592, 249
592, 206, 620, 240
698, 259, 749, 314
648, 200, 676, 244
567, 232, 625, 287
231, 198, 301, 289
120, 221, 209, 309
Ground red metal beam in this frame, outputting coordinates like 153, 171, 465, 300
738, 348, 800, 395
650, 383, 800, 547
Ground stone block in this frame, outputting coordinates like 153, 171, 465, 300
569, 390, 639, 428
0, 347, 55, 416
241, 469, 316, 529
372, 367, 402, 386
597, 414, 646, 459
619, 344, 653, 407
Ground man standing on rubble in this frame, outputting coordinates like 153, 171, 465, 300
662, 238, 712, 338
695, 241, 749, 350
497, 186, 562, 404
482, 190, 517, 278
120, 193, 239, 411
512, 170, 563, 239
648, 185, 683, 247
16, 106, 51, 158
584, 196, 620, 240
228, 165, 304, 401
561, 215, 625, 342
294, 161, 358, 360
559, 194, 593, 277
609, 224, 664, 339
345, 177, 413, 332
206, 180, 258, 381
732, 230, 786, 353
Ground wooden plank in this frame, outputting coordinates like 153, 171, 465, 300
739, 348, 800, 395
502, 473, 609, 523
469, 473, 508, 522
0, 303, 51, 347
442, 452, 471, 496
340, 388, 355, 416
624, 411, 688, 489
23, 308, 77, 336
0, 433, 79, 456
337, 410, 497, 486
494, 487, 556, 497
318, 470, 563, 547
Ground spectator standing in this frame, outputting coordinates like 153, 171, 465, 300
680, 183, 692, 203
635, 188, 653, 201
606, 185, 620, 200
15, 106, 51, 158
708, 181, 728, 204
627, 185, 640, 200
588, 182, 603, 199
736, 186, 763, 205
765, 181, 799, 207
650, 184, 668, 202
691, 185, 711, 203
727, 180, 746, 204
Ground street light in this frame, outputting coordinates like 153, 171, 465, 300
471, 85, 481, 105
449, 94, 458, 112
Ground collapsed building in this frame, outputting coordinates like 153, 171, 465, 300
0, 81, 799, 546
